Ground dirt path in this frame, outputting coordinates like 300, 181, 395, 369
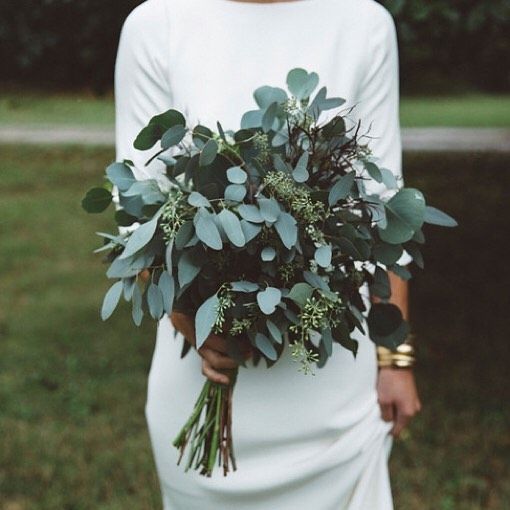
0, 125, 509, 152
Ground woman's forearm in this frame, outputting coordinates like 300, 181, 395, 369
387, 270, 409, 321
371, 269, 409, 321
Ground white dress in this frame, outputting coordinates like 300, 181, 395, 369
114, 0, 410, 508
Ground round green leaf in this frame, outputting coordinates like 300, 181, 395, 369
161, 124, 186, 149
188, 191, 211, 208
238, 204, 264, 223
82, 187, 112, 213
379, 189, 426, 244
261, 246, 276, 261
225, 184, 247, 202
256, 287, 282, 315
314, 245, 332, 268
226, 166, 248, 184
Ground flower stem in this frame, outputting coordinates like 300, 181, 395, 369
172, 367, 238, 477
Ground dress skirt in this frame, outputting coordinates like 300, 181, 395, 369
145, 308, 394, 509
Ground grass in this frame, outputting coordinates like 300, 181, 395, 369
400, 95, 510, 128
1, 90, 509, 128
1, 146, 509, 509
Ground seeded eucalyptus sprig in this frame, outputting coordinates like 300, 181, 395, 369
83, 67, 457, 476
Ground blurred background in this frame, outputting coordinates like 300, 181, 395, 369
0, 1, 509, 509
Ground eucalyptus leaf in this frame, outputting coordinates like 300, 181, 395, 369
82, 187, 112, 213
379, 188, 426, 244
101, 281, 123, 320
240, 109, 263, 129
161, 124, 186, 149
238, 204, 264, 223
177, 249, 203, 287
266, 320, 283, 344
254, 333, 278, 360
364, 161, 383, 183
258, 197, 281, 223
254, 85, 288, 108
188, 191, 211, 208
106, 162, 135, 191
231, 281, 259, 293
173, 221, 194, 250
261, 246, 276, 261
262, 102, 279, 133
199, 139, 219, 167
370, 266, 391, 299
367, 303, 403, 337
195, 209, 223, 250
287, 282, 314, 307
131, 282, 143, 326
134, 109, 186, 150
119, 211, 161, 260
240, 219, 262, 242
218, 209, 245, 247
424, 206, 458, 227
274, 212, 297, 249
224, 184, 247, 202
292, 151, 309, 183
329, 172, 356, 206
195, 293, 219, 349
226, 166, 248, 184
158, 271, 175, 313
321, 327, 334, 357
257, 287, 282, 315
314, 245, 332, 268
147, 282, 164, 320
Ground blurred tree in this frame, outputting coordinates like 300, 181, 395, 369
0, 0, 508, 94
380, 0, 510, 93
0, 0, 143, 94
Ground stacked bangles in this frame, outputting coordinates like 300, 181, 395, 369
376, 333, 416, 369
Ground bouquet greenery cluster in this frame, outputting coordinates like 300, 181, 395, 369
83, 68, 456, 477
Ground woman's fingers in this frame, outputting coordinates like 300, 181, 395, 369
205, 334, 252, 355
199, 346, 240, 370
201, 358, 230, 385
203, 334, 231, 354
391, 399, 420, 437
379, 399, 395, 423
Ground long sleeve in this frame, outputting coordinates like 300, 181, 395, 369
356, 6, 412, 266
114, 0, 173, 181
356, 6, 402, 200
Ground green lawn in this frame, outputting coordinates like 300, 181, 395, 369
1, 146, 509, 509
1, 91, 509, 127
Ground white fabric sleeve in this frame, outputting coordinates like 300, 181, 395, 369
114, 0, 173, 181
112, 0, 173, 233
356, 7, 412, 266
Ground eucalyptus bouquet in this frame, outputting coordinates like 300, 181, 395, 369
83, 68, 456, 477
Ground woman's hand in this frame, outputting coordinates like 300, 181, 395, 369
170, 311, 253, 385
377, 367, 421, 438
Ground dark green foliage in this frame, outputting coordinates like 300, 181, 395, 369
379, 0, 510, 93
0, 0, 143, 93
0, 1, 508, 93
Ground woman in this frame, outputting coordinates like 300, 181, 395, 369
114, 0, 421, 508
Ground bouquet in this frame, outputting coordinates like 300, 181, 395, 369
82, 68, 456, 477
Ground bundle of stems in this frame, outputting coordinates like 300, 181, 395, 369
172, 367, 238, 477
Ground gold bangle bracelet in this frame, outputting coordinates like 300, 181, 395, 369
377, 333, 416, 369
